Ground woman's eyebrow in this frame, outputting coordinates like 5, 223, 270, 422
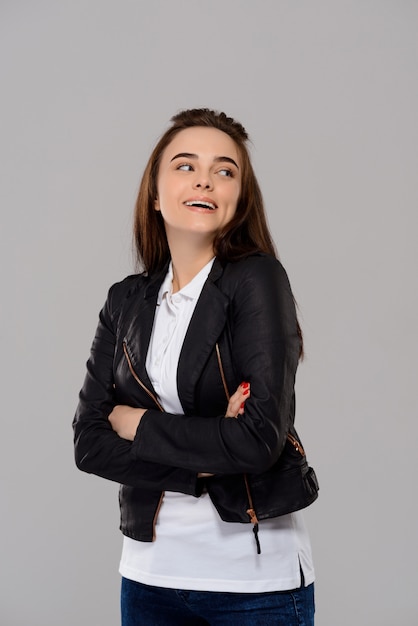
170, 152, 197, 162
170, 153, 239, 169
214, 156, 239, 169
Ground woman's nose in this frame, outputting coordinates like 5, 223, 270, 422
193, 172, 213, 190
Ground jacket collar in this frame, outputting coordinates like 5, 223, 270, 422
143, 257, 224, 298
143, 262, 170, 299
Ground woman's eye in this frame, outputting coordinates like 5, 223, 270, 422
218, 168, 233, 177
177, 164, 193, 171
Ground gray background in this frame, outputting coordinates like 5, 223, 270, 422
1, 1, 417, 624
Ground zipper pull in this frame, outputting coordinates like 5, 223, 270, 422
287, 433, 305, 456
247, 508, 261, 554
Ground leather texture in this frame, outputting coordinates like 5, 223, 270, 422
73, 254, 318, 541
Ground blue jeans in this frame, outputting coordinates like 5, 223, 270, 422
121, 577, 315, 626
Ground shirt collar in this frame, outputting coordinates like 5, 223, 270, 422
157, 257, 216, 305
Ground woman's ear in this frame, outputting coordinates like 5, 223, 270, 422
154, 197, 160, 211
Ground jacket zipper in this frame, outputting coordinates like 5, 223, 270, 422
122, 341, 164, 411
152, 492, 164, 541
216, 342, 261, 554
215, 343, 230, 402
123, 340, 165, 539
244, 473, 261, 555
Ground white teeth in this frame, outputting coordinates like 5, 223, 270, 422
185, 201, 216, 210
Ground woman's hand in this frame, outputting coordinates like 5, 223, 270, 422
197, 383, 250, 477
108, 405, 147, 441
225, 382, 250, 418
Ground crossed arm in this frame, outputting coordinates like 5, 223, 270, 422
108, 382, 251, 441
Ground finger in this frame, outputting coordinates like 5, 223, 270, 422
225, 387, 251, 418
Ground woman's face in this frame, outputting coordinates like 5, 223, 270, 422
155, 126, 241, 245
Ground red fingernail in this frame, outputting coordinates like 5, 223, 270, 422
241, 382, 249, 389
243, 389, 249, 396
240, 402, 245, 409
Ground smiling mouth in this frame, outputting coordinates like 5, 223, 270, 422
184, 201, 217, 210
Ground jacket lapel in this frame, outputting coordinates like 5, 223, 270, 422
122, 266, 167, 393
121, 259, 229, 413
177, 260, 229, 414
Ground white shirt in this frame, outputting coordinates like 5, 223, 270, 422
119, 259, 315, 592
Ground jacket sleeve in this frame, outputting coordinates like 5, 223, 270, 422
72, 281, 201, 495
132, 256, 301, 475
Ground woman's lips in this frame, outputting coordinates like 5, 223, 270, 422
184, 197, 218, 210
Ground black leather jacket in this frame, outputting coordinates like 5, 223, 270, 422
73, 254, 317, 545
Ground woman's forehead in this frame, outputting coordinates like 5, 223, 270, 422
162, 126, 240, 163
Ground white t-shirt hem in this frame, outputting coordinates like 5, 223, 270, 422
119, 560, 314, 593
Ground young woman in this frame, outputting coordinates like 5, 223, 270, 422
73, 108, 319, 625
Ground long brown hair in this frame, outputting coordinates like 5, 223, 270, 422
133, 108, 303, 355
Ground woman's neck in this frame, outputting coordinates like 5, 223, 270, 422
169, 239, 215, 293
